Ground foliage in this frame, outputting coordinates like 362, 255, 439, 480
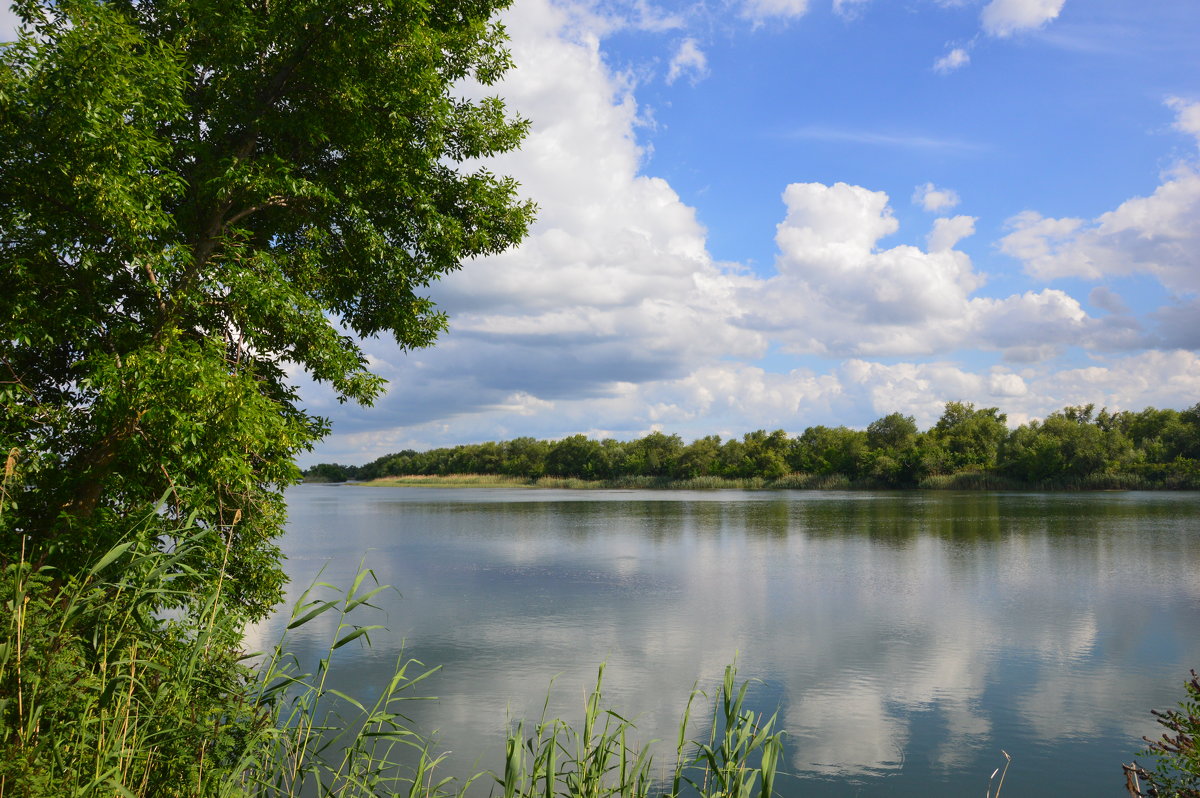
1125, 671, 1200, 798
930, 402, 1008, 471
303, 462, 355, 483
1, 520, 258, 797
312, 402, 1200, 491
999, 405, 1130, 482
238, 569, 455, 798
0, 0, 534, 619
866, 413, 918, 453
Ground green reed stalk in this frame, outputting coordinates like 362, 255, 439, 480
495, 663, 785, 798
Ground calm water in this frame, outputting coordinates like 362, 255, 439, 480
249, 485, 1200, 797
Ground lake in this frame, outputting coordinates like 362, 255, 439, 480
248, 485, 1200, 797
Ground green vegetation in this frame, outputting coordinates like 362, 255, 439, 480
501, 664, 783, 798
0, 0, 534, 621
307, 402, 1200, 490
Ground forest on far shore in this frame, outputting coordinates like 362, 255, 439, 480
305, 402, 1200, 490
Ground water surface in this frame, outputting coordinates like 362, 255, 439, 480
249, 486, 1200, 797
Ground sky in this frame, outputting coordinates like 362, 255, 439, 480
6, 2, 1199, 465
296, 0, 1200, 465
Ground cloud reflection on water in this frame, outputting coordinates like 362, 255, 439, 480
246, 487, 1200, 797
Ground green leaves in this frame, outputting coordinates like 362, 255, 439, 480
1, 0, 532, 620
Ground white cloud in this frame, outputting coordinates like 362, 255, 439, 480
997, 101, 1200, 296
741, 0, 810, 23
836, 350, 1200, 428
792, 126, 982, 151
988, 372, 1028, 397
309, 345, 1200, 464
914, 182, 961, 212
1088, 286, 1129, 315
981, 0, 1067, 37
999, 167, 1200, 294
928, 215, 976, 252
744, 182, 1098, 361
933, 47, 970, 74
666, 38, 708, 85
1166, 97, 1200, 146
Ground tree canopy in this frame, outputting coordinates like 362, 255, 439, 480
311, 401, 1200, 491
0, 0, 534, 619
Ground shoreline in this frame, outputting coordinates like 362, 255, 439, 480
303, 472, 1193, 491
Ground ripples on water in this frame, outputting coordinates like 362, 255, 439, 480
247, 487, 1200, 798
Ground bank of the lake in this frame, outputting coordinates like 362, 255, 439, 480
321, 469, 1180, 491
355, 472, 853, 489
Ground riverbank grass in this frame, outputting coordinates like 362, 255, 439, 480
358, 473, 853, 490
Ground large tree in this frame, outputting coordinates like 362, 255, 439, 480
0, 0, 534, 619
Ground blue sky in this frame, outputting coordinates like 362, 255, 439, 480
6, 2, 1195, 465
295, 0, 1200, 466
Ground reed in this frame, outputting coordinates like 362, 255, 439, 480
766, 473, 851, 490
1, 520, 257, 797
236, 566, 460, 798
497, 663, 784, 798
368, 474, 535, 488
916, 472, 1022, 491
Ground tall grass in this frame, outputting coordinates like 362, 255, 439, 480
1, 524, 254, 797
367, 474, 535, 489
237, 566, 464, 798
497, 663, 783, 798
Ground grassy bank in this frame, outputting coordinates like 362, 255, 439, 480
335, 471, 1183, 491
355, 473, 855, 490
363, 473, 539, 488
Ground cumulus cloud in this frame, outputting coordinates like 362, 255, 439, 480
310, 344, 1200, 464
666, 38, 708, 85
1153, 297, 1200, 350
836, 350, 1200, 428
999, 169, 1200, 293
742, 182, 1100, 361
913, 182, 961, 212
928, 215, 977, 252
1167, 96, 1200, 146
981, 0, 1067, 37
1088, 286, 1129, 315
933, 47, 970, 74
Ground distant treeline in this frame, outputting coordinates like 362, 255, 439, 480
305, 402, 1200, 490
